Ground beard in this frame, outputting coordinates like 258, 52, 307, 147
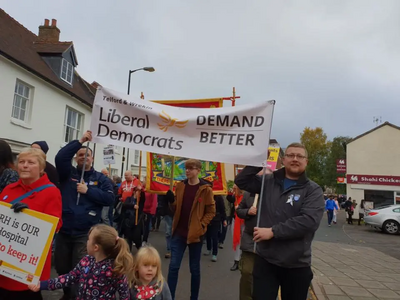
285, 163, 305, 178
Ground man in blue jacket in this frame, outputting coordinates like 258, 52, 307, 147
54, 130, 114, 300
325, 195, 339, 226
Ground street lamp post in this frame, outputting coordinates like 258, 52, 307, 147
127, 67, 155, 95
120, 67, 155, 177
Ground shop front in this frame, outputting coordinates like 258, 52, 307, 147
346, 122, 400, 214
346, 174, 400, 209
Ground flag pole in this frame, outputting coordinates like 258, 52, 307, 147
254, 100, 276, 253
77, 142, 90, 205
232, 87, 238, 177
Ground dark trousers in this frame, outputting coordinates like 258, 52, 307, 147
143, 213, 153, 242
0, 288, 42, 300
168, 234, 203, 300
54, 232, 87, 298
348, 212, 353, 224
327, 210, 334, 225
218, 221, 227, 244
123, 224, 143, 251
253, 255, 313, 300
358, 213, 364, 225
152, 212, 161, 230
206, 222, 219, 255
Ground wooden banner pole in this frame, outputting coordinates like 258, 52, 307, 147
135, 91, 145, 225
169, 156, 176, 191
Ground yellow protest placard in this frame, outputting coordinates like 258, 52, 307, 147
267, 147, 280, 170
0, 202, 59, 285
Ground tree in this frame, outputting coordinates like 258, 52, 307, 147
226, 180, 234, 191
325, 136, 352, 193
300, 127, 329, 187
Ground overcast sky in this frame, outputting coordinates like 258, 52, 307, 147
2, 0, 400, 147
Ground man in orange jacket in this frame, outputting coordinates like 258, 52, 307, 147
166, 159, 215, 300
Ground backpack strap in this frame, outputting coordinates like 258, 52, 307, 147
9, 184, 55, 205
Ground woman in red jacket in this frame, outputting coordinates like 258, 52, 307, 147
0, 148, 62, 300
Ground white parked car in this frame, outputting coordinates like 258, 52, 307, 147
364, 205, 400, 234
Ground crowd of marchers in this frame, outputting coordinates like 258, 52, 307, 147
0, 130, 326, 300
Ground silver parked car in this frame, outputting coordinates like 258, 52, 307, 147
364, 205, 400, 234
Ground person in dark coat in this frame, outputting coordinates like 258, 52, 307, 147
120, 189, 145, 251
236, 191, 257, 300
204, 195, 227, 262
158, 194, 174, 258
0, 140, 19, 193
31, 140, 59, 188
54, 131, 114, 299
235, 142, 324, 300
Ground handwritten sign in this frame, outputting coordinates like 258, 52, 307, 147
0, 202, 59, 285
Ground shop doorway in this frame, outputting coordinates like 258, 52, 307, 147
364, 190, 394, 208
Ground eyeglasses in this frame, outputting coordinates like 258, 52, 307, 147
284, 154, 307, 161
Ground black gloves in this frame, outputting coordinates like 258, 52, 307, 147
11, 202, 29, 213
166, 190, 175, 203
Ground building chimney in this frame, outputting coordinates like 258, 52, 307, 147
38, 18, 60, 43
91, 81, 102, 89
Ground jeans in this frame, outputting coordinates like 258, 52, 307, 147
253, 255, 313, 300
327, 210, 334, 225
164, 215, 173, 251
239, 251, 256, 300
206, 222, 219, 256
54, 233, 87, 298
168, 234, 203, 300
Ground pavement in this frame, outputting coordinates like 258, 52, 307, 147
312, 211, 400, 300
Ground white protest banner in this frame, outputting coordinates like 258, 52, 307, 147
103, 145, 115, 165
0, 202, 59, 285
90, 86, 275, 166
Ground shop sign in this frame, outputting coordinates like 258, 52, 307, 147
347, 174, 400, 186
336, 159, 346, 173
337, 177, 346, 184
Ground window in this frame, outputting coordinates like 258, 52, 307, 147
12, 81, 31, 121
364, 190, 395, 208
134, 150, 140, 165
64, 107, 83, 143
60, 59, 73, 84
